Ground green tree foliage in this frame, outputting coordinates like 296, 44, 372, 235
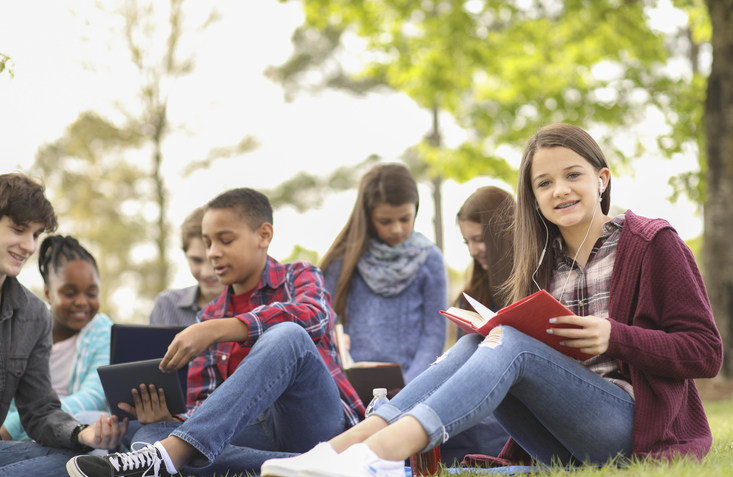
34, 1, 256, 320
0, 52, 14, 79
108, 0, 220, 296
271, 0, 685, 251
280, 244, 321, 266
283, 0, 673, 175
263, 155, 380, 212
653, 0, 709, 208
264, 25, 388, 101
34, 112, 151, 318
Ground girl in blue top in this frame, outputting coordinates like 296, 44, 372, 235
320, 163, 447, 384
1, 235, 112, 442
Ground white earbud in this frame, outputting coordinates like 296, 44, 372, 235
599, 177, 604, 194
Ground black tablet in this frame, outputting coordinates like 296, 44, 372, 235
109, 324, 188, 395
97, 358, 187, 421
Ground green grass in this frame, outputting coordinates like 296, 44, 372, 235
195, 399, 733, 476
436, 399, 733, 476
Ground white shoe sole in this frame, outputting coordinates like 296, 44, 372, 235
65, 458, 85, 477
299, 467, 361, 477
261, 462, 299, 477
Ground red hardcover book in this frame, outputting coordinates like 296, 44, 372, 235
440, 290, 593, 361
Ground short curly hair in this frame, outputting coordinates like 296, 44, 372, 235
205, 188, 272, 231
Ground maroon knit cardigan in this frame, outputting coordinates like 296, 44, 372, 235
495, 210, 723, 463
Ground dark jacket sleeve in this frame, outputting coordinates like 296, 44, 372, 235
13, 299, 79, 448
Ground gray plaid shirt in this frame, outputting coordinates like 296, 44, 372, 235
548, 214, 634, 399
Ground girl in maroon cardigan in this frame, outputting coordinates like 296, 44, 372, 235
261, 124, 723, 477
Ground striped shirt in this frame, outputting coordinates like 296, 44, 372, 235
548, 214, 634, 399
184, 256, 364, 427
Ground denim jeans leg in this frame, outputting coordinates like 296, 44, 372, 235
0, 441, 79, 475
122, 420, 145, 449
373, 333, 483, 424
135, 421, 294, 477
170, 322, 346, 469
133, 421, 184, 446
405, 326, 635, 465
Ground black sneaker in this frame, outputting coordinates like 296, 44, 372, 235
66, 443, 174, 477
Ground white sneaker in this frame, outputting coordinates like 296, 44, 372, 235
299, 443, 406, 477
261, 442, 338, 477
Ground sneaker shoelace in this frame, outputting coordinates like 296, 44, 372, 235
107, 443, 162, 476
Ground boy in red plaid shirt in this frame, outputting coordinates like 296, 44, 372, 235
67, 188, 364, 477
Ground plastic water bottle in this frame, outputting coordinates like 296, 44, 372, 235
364, 388, 389, 417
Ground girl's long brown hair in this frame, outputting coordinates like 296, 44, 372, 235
320, 163, 419, 322
503, 123, 611, 304
456, 186, 515, 310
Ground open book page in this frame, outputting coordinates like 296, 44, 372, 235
350, 361, 401, 368
441, 307, 485, 328
441, 290, 592, 361
439, 293, 497, 334
463, 293, 497, 321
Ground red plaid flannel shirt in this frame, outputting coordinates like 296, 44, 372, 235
183, 256, 364, 427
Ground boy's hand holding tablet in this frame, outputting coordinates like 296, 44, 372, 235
118, 384, 180, 424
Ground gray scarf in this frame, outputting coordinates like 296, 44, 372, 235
357, 231, 433, 296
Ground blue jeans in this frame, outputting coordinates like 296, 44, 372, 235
0, 441, 79, 475
0, 410, 118, 474
374, 327, 635, 465
135, 322, 346, 475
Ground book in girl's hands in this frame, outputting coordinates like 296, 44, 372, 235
440, 290, 593, 361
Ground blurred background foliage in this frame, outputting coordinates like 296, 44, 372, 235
14, 0, 733, 374
0, 52, 13, 78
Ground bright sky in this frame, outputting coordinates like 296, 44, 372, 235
0, 1, 702, 321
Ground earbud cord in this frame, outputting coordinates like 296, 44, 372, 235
558, 196, 601, 300
532, 192, 602, 298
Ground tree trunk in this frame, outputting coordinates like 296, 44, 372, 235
152, 105, 169, 294
686, 28, 699, 74
428, 103, 444, 251
704, 0, 733, 377
432, 175, 443, 251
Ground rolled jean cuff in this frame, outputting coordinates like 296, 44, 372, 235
170, 430, 214, 469
405, 403, 447, 452
371, 403, 403, 424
